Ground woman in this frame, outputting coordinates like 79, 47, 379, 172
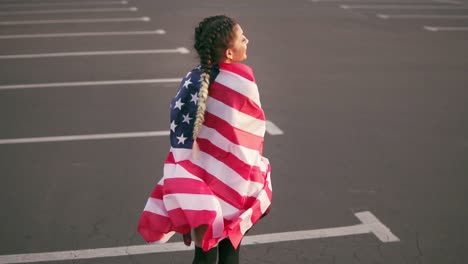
138, 15, 272, 264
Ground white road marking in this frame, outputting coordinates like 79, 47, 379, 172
0, 7, 138, 15
431, 0, 461, 4
0, 1, 127, 8
0, 48, 190, 59
0, 17, 150, 26
0, 131, 170, 145
341, 4, 468, 9
0, 78, 181, 90
265, 120, 284, 135
0, 211, 399, 263
424, 26, 468, 31
0, 30, 166, 39
378, 14, 468, 19
0, 120, 283, 144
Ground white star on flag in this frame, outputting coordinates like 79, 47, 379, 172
176, 133, 187, 144
170, 120, 177, 132
182, 113, 193, 124
190, 93, 199, 104
174, 98, 184, 110
183, 79, 192, 89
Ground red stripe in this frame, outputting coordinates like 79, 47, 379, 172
197, 137, 266, 183
167, 208, 217, 231
138, 211, 172, 242
163, 178, 213, 195
219, 62, 255, 82
209, 81, 264, 120
150, 184, 164, 199
203, 112, 264, 151
178, 160, 244, 209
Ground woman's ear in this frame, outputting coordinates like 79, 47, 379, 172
225, 48, 234, 60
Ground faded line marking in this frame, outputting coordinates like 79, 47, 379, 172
0, 131, 171, 145
265, 120, 284, 135
0, 30, 166, 39
0, 120, 283, 144
424, 26, 468, 31
0, 48, 189, 59
0, 211, 399, 263
0, 78, 181, 90
378, 14, 468, 19
0, 17, 150, 26
0, 7, 138, 15
0, 1, 128, 8
341, 4, 468, 9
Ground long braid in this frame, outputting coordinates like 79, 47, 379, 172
192, 16, 236, 149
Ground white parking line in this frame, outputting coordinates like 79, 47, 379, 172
0, 17, 150, 26
0, 48, 190, 59
0, 211, 399, 264
0, 120, 283, 144
265, 120, 284, 135
0, 30, 166, 39
378, 14, 468, 19
0, 7, 138, 15
0, 78, 181, 90
432, 0, 461, 4
0, 131, 170, 145
424, 26, 468, 31
0, 1, 128, 8
341, 4, 468, 9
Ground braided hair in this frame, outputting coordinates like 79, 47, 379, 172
192, 15, 236, 146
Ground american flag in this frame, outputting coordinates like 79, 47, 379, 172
138, 62, 272, 251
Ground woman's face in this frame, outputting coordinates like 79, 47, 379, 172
226, 24, 249, 63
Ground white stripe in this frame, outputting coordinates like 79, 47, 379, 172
341, 4, 468, 9
424, 26, 468, 31
0, 78, 181, 90
0, 131, 169, 145
0, 1, 128, 8
198, 126, 267, 170
0, 30, 166, 39
215, 69, 261, 107
256, 189, 271, 214
0, 7, 138, 15
191, 151, 264, 197
0, 211, 399, 264
0, 48, 188, 59
144, 197, 169, 217
163, 163, 204, 182
432, 0, 461, 4
239, 208, 254, 234
207, 97, 266, 137
0, 17, 150, 25
218, 199, 242, 220
378, 14, 468, 19
164, 193, 220, 211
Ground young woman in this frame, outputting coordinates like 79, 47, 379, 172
138, 15, 272, 264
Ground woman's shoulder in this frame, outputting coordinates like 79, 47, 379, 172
218, 62, 255, 83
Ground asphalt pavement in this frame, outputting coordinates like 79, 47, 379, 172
1, 0, 468, 263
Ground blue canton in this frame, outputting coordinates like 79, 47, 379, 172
169, 65, 203, 149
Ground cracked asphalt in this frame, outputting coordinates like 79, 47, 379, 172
1, 0, 468, 263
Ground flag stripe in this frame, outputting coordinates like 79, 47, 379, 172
206, 97, 266, 137
219, 63, 255, 83
196, 137, 266, 183
215, 69, 260, 107
198, 126, 267, 171
210, 81, 264, 119
203, 112, 264, 151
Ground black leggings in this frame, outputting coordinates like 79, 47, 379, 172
192, 239, 240, 264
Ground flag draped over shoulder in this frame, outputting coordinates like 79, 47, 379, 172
138, 62, 272, 251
